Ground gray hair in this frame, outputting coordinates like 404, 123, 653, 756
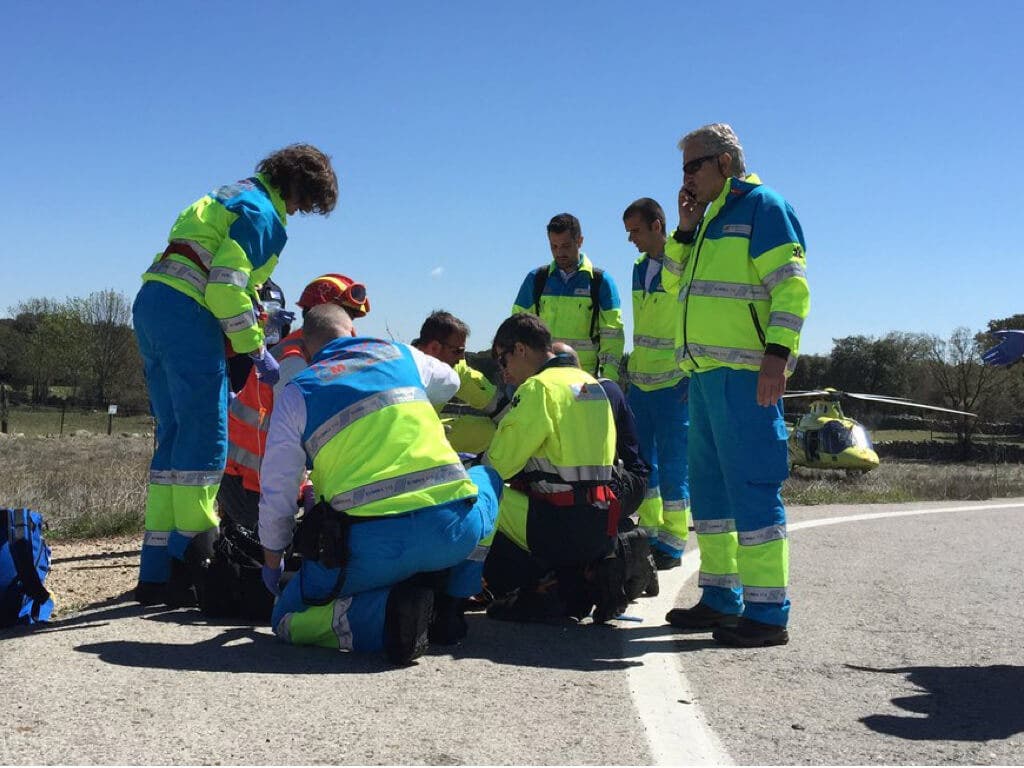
678, 123, 746, 177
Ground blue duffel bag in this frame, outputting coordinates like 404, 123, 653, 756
1, 508, 54, 627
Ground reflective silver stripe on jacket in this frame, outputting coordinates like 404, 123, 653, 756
229, 398, 263, 427
677, 343, 763, 367
571, 382, 609, 402
694, 518, 737, 535
657, 530, 687, 550
146, 260, 207, 292
762, 262, 806, 292
687, 279, 769, 302
698, 572, 742, 589
329, 462, 469, 512
305, 387, 427, 459
629, 370, 683, 387
524, 456, 614, 484
768, 311, 804, 333
738, 524, 787, 546
175, 470, 223, 487
143, 530, 170, 547
554, 336, 598, 352
599, 328, 625, 340
744, 586, 788, 603
170, 238, 214, 269
208, 266, 249, 288
220, 309, 258, 334
331, 597, 355, 650
227, 442, 262, 472
633, 335, 675, 350
467, 544, 490, 562
662, 258, 686, 276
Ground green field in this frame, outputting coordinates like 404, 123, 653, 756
2, 407, 153, 437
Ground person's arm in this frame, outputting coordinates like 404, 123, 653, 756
259, 383, 308, 561
483, 379, 553, 479
751, 191, 809, 406
272, 355, 309, 397
454, 359, 500, 413
407, 345, 460, 406
512, 268, 543, 315
596, 275, 625, 384
205, 194, 286, 355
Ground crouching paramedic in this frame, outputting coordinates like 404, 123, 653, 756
132, 143, 338, 607
219, 273, 371, 530
482, 313, 623, 623
413, 310, 508, 454
258, 304, 502, 663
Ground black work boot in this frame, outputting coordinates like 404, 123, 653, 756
428, 593, 468, 645
619, 530, 656, 602
133, 581, 167, 606
591, 553, 627, 625
183, 529, 219, 610
666, 602, 740, 631
652, 551, 682, 571
383, 582, 435, 665
644, 567, 660, 597
713, 618, 790, 647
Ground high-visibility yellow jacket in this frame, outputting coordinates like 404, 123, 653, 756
292, 336, 478, 518
485, 357, 615, 494
627, 253, 686, 391
663, 174, 809, 374
512, 255, 625, 383
453, 359, 502, 414
141, 173, 287, 354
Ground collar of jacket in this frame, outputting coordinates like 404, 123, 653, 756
254, 172, 289, 226
547, 253, 595, 277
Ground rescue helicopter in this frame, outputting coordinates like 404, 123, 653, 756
783, 388, 975, 472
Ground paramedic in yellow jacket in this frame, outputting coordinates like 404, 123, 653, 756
132, 144, 338, 608
512, 213, 625, 383
661, 124, 808, 647
413, 310, 507, 453
482, 313, 623, 624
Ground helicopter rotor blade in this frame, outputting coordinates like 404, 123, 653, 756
845, 392, 914, 401
844, 393, 976, 417
781, 390, 834, 399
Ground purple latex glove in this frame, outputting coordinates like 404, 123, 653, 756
250, 347, 281, 386
981, 330, 1024, 367
262, 561, 285, 596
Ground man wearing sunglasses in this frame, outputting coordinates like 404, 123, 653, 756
481, 313, 624, 624
661, 124, 809, 647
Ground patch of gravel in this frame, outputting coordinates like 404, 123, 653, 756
45, 535, 140, 615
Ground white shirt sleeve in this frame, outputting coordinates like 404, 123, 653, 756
405, 344, 459, 406
258, 383, 309, 552
272, 355, 309, 397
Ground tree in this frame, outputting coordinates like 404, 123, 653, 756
926, 327, 996, 455
76, 290, 135, 404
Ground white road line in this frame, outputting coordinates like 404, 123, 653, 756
625, 499, 1024, 766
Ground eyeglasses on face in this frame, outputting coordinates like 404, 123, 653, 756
494, 349, 511, 369
441, 341, 466, 355
682, 154, 720, 175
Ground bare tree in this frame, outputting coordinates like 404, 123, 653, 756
76, 290, 134, 404
926, 327, 995, 456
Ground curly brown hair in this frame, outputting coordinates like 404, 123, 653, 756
257, 143, 339, 215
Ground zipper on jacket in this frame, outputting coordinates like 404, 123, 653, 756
748, 303, 767, 347
681, 229, 706, 368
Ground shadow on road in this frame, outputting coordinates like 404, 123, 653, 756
849, 663, 1024, 741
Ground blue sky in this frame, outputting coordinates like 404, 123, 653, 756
2, 1, 1020, 355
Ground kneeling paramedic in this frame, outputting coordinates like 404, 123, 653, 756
258, 304, 502, 663
132, 143, 338, 608
482, 313, 623, 624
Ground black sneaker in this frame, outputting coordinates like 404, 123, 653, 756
133, 581, 167, 606
666, 602, 740, 631
383, 582, 435, 664
652, 551, 682, 571
643, 567, 660, 597
713, 618, 789, 647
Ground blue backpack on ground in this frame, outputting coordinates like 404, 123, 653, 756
1, 508, 54, 627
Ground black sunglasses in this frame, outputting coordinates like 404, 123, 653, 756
683, 154, 720, 175
495, 349, 511, 369
441, 341, 466, 355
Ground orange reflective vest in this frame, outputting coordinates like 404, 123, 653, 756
224, 330, 306, 492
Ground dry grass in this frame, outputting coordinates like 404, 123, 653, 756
0, 434, 150, 540
785, 460, 1024, 505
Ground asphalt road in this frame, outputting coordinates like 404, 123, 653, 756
4, 498, 1023, 765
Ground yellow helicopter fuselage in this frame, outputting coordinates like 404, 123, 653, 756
788, 400, 880, 471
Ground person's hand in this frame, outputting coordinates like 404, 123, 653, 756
757, 354, 787, 406
981, 330, 1024, 366
250, 347, 280, 386
261, 561, 285, 596
301, 483, 316, 513
677, 186, 704, 234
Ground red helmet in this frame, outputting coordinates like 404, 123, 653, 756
296, 273, 370, 318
